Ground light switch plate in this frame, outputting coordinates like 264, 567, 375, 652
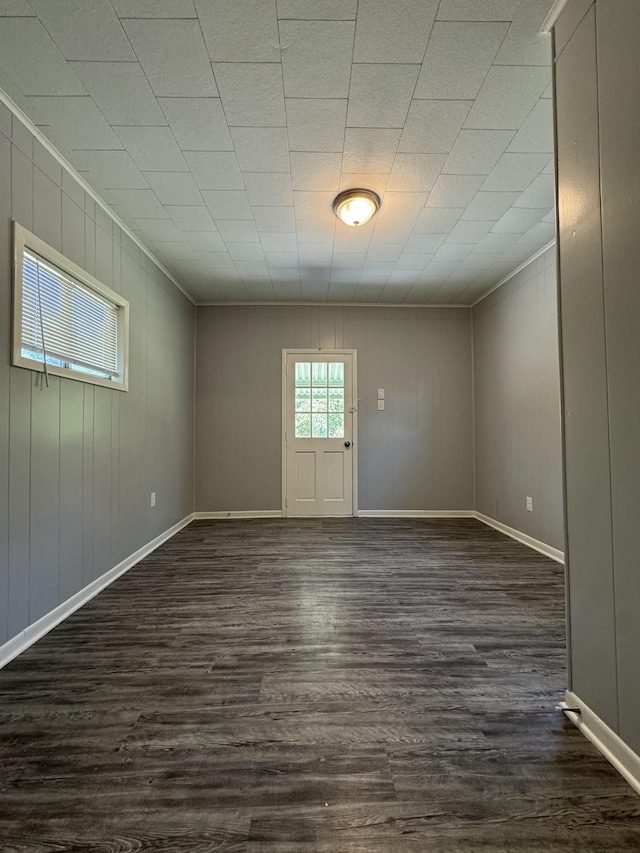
377, 388, 385, 399
377, 399, 385, 410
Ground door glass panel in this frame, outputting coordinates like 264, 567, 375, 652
295, 388, 311, 412
328, 363, 344, 386
312, 413, 328, 438
328, 413, 344, 437
294, 361, 345, 438
312, 387, 328, 412
312, 362, 327, 386
295, 362, 311, 387
295, 413, 312, 437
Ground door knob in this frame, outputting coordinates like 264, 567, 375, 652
344, 441, 351, 447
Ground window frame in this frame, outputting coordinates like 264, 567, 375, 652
12, 221, 130, 392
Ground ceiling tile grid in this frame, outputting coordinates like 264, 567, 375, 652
0, 0, 556, 304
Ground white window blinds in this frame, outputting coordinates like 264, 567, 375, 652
21, 250, 120, 380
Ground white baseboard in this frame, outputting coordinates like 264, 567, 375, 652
474, 512, 564, 564
561, 691, 640, 796
194, 510, 283, 519
358, 509, 476, 518
0, 513, 195, 670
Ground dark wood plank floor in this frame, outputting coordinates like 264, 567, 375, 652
1, 518, 639, 851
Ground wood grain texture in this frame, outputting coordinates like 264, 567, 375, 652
0, 518, 639, 851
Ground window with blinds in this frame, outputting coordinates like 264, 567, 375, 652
12, 223, 129, 391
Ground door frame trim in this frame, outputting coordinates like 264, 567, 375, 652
281, 348, 358, 518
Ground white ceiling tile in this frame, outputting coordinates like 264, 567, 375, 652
158, 97, 233, 151
415, 22, 508, 99
213, 63, 286, 127
445, 220, 494, 243
413, 207, 464, 233
517, 220, 555, 244
333, 226, 373, 254
290, 152, 342, 191
507, 99, 554, 153
432, 243, 473, 263
134, 218, 183, 242
542, 210, 554, 222
339, 173, 389, 196
244, 172, 293, 206
514, 174, 554, 208
541, 82, 552, 99
231, 127, 290, 172
461, 191, 520, 220
76, 151, 148, 189
277, 1, 357, 19
260, 232, 297, 253
342, 128, 401, 173
372, 219, 414, 243
166, 206, 216, 232
0, 1, 35, 13
202, 190, 253, 220
253, 206, 296, 232
366, 244, 404, 263
347, 64, 419, 128
215, 220, 260, 242
464, 66, 550, 130
186, 232, 226, 251
492, 207, 546, 233
426, 174, 485, 208
443, 130, 514, 175
194, 249, 235, 267
541, 159, 554, 175
417, 262, 458, 280
403, 233, 447, 253
286, 99, 347, 152
235, 260, 270, 277
196, 0, 280, 62
265, 252, 299, 269
123, 19, 217, 97
387, 152, 446, 192
329, 270, 356, 285
378, 192, 428, 222
107, 188, 168, 219
481, 152, 550, 191
353, 0, 439, 63
273, 280, 302, 301
280, 20, 355, 98
183, 151, 244, 190
494, 0, 553, 66
459, 252, 502, 269
436, 0, 522, 21
332, 253, 366, 270
474, 231, 519, 252
70, 62, 165, 125
227, 243, 265, 261
243, 280, 277, 300
298, 243, 333, 263
112, 1, 197, 17
395, 253, 433, 270
399, 100, 472, 154
113, 126, 187, 171
29, 0, 134, 61
153, 240, 198, 260
143, 171, 203, 205
31, 97, 123, 149
386, 271, 421, 286
295, 217, 335, 244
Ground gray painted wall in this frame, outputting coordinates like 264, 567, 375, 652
195, 305, 474, 512
473, 247, 563, 551
554, 0, 640, 752
0, 105, 195, 649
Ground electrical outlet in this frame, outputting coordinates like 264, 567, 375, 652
526, 496, 533, 512
150, 492, 156, 508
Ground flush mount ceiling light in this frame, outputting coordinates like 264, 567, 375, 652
332, 189, 381, 227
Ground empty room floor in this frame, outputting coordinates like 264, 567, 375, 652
1, 518, 639, 851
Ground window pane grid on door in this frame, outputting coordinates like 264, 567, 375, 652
295, 361, 345, 438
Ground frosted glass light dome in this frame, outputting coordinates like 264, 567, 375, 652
332, 189, 381, 227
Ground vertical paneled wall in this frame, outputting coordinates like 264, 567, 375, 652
0, 105, 195, 650
195, 305, 474, 513
554, 0, 640, 753
473, 247, 564, 551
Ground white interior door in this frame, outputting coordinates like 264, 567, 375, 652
283, 350, 356, 516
